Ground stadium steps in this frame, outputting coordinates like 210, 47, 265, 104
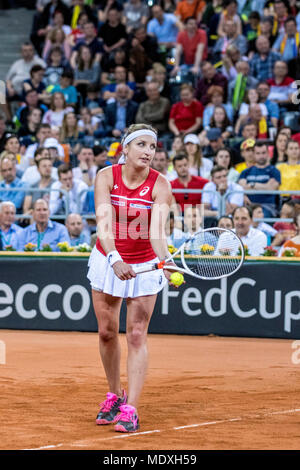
0, 8, 35, 81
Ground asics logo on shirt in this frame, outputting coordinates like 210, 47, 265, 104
139, 186, 150, 196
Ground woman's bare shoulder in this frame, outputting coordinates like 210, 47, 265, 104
152, 173, 172, 203
94, 165, 115, 195
96, 165, 113, 182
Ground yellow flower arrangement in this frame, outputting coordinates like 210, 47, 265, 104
168, 244, 176, 254
200, 244, 215, 254
57, 241, 74, 252
24, 242, 37, 252
238, 244, 249, 256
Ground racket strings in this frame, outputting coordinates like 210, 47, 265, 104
182, 228, 244, 279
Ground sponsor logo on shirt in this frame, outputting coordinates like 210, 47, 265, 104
139, 186, 150, 196
112, 199, 126, 206
129, 203, 151, 209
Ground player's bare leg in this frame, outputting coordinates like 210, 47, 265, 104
92, 290, 123, 394
92, 290, 126, 425
114, 294, 157, 432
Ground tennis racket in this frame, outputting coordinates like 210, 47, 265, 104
132, 228, 245, 280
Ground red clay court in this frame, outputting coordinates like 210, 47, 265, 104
0, 329, 299, 450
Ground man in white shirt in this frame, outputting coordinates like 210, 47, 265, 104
216, 206, 267, 256
49, 164, 88, 216
72, 146, 97, 187
2, 42, 47, 120
151, 147, 174, 181
22, 125, 64, 175
5, 42, 46, 119
21, 147, 58, 186
233, 206, 267, 256
202, 165, 244, 218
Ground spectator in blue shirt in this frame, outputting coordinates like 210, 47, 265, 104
65, 213, 91, 247
238, 141, 281, 217
272, 17, 300, 62
147, 4, 182, 49
250, 36, 281, 81
50, 69, 78, 108
101, 65, 136, 102
0, 201, 23, 251
0, 157, 27, 214
17, 198, 70, 251
257, 81, 280, 129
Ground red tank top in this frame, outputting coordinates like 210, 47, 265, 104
96, 164, 160, 263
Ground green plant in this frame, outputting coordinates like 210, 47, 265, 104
39, 244, 53, 252
262, 246, 277, 257
24, 243, 37, 252
4, 245, 16, 251
75, 243, 92, 253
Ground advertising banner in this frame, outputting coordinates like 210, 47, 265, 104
0, 256, 299, 339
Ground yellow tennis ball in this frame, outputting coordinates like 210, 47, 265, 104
170, 272, 184, 286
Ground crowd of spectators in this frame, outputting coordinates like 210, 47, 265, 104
0, 0, 300, 255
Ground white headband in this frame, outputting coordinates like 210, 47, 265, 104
123, 129, 157, 147
118, 129, 157, 164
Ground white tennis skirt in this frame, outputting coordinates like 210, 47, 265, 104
87, 246, 167, 298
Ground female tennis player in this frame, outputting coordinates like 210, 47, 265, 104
87, 124, 174, 433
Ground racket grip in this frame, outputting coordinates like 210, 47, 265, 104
133, 263, 159, 274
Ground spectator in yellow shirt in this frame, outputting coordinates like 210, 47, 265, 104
235, 138, 256, 173
277, 140, 300, 192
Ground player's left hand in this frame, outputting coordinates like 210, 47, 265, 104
163, 262, 177, 282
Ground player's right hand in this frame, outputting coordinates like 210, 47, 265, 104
113, 261, 137, 281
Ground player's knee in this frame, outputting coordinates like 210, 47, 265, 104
126, 325, 147, 349
98, 322, 118, 343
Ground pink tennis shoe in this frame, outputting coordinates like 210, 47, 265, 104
96, 390, 127, 425
114, 404, 140, 433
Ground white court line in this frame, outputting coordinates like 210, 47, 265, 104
174, 420, 223, 430
267, 408, 300, 416
24, 444, 64, 450
69, 429, 161, 446
23, 408, 300, 450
